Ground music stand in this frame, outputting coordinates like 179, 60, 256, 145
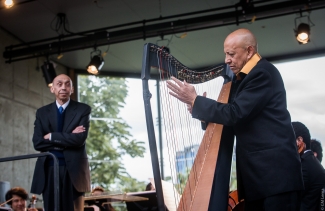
126, 191, 168, 211
85, 192, 149, 211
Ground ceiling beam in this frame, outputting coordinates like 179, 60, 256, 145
0, 0, 36, 10
73, 47, 325, 78
3, 0, 325, 63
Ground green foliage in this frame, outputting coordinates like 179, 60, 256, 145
78, 75, 146, 192
174, 168, 190, 194
229, 160, 237, 192
117, 175, 147, 193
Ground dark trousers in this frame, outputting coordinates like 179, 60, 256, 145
43, 165, 84, 211
244, 191, 301, 211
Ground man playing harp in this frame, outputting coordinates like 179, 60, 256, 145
167, 28, 304, 211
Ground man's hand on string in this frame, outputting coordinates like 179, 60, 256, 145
166, 76, 198, 105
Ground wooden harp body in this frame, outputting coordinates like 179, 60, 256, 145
141, 43, 235, 211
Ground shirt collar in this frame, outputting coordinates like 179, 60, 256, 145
56, 99, 70, 110
236, 53, 261, 78
303, 149, 312, 154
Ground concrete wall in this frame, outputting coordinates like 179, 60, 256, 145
0, 28, 67, 199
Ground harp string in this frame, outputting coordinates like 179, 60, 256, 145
156, 49, 194, 209
154, 48, 225, 210
157, 51, 184, 208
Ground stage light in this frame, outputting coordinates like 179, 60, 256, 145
87, 51, 104, 75
294, 13, 314, 45
41, 62, 57, 87
4, 0, 14, 8
295, 23, 310, 44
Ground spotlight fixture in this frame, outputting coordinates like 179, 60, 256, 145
87, 50, 104, 75
294, 14, 314, 45
295, 23, 310, 44
4, 0, 14, 8
41, 61, 57, 87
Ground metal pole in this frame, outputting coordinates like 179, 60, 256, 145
0, 152, 59, 211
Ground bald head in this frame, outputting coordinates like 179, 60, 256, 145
225, 28, 257, 52
224, 28, 258, 74
52, 74, 73, 85
51, 74, 74, 104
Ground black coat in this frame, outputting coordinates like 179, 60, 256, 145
192, 58, 304, 201
300, 151, 325, 211
31, 100, 91, 194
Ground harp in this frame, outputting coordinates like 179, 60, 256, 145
141, 43, 235, 211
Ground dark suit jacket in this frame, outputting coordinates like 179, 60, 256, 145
31, 99, 91, 194
192, 58, 304, 201
300, 151, 325, 211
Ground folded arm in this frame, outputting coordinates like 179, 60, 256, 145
50, 106, 91, 148
32, 105, 91, 151
32, 110, 58, 152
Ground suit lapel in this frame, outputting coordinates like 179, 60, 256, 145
63, 100, 77, 132
48, 102, 58, 132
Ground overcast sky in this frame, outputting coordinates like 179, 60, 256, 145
120, 55, 325, 182
274, 56, 325, 145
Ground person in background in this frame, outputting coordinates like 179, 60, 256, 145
90, 186, 116, 211
31, 74, 91, 211
310, 139, 323, 163
167, 28, 303, 211
292, 121, 325, 211
145, 182, 155, 191
5, 187, 38, 211
91, 186, 105, 196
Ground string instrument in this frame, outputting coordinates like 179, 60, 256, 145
28, 195, 37, 209
0, 198, 13, 207
142, 43, 235, 211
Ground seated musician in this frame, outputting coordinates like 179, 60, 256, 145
91, 186, 105, 196
310, 139, 323, 163
292, 121, 325, 211
145, 182, 155, 191
90, 186, 116, 211
5, 187, 39, 211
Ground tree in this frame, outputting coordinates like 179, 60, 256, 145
78, 75, 146, 192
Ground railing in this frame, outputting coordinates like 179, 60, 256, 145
0, 152, 59, 211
